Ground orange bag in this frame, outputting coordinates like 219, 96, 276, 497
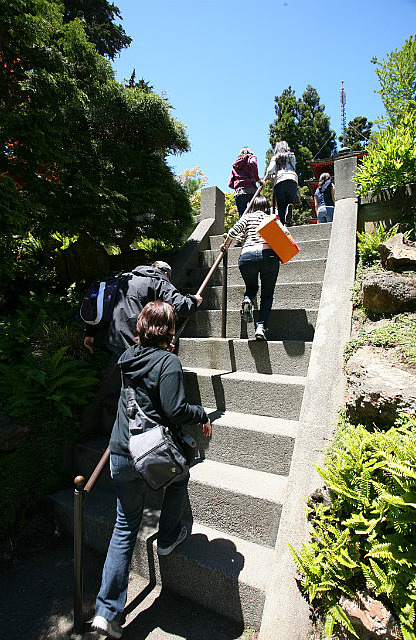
256, 215, 300, 263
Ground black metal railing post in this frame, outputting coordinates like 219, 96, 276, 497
73, 475, 86, 634
73, 447, 111, 632
221, 249, 227, 338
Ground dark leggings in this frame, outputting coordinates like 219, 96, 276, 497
273, 180, 297, 224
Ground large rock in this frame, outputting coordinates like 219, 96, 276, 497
54, 234, 110, 285
361, 271, 416, 313
345, 346, 416, 426
340, 590, 401, 640
378, 233, 416, 271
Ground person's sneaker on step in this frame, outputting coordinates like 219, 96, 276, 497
157, 525, 188, 556
92, 615, 123, 639
255, 323, 267, 341
241, 298, 253, 323
285, 203, 293, 225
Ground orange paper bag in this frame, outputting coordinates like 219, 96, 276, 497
256, 215, 300, 263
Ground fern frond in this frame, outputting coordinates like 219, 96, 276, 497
325, 612, 335, 639
327, 604, 359, 637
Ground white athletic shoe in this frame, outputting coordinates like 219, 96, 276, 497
255, 323, 267, 341
92, 615, 123, 639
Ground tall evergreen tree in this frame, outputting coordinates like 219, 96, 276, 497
339, 116, 373, 151
62, 0, 131, 59
268, 85, 337, 184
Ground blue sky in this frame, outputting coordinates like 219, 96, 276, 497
112, 0, 416, 192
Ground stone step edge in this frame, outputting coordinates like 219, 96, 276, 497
185, 281, 324, 294
205, 407, 300, 437
209, 223, 332, 238
205, 236, 330, 248
73, 446, 289, 505
179, 337, 313, 346
188, 257, 327, 271
184, 367, 307, 386
185, 308, 319, 315
199, 280, 324, 289
188, 458, 288, 504
52, 489, 274, 593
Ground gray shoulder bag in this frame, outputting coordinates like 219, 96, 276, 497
125, 386, 187, 490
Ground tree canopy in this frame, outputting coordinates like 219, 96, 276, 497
268, 85, 337, 184
356, 37, 416, 233
62, 0, 131, 59
372, 35, 416, 126
339, 116, 373, 152
0, 0, 192, 286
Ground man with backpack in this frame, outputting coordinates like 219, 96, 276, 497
83, 260, 202, 356
81, 261, 202, 434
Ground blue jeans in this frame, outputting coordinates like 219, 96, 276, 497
95, 453, 189, 621
273, 180, 298, 224
235, 192, 255, 217
317, 206, 334, 223
238, 249, 280, 326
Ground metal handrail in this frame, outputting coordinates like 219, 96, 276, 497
172, 246, 229, 347
72, 246, 230, 632
73, 446, 110, 633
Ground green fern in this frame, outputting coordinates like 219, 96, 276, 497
290, 414, 416, 639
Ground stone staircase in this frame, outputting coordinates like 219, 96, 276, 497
51, 221, 332, 630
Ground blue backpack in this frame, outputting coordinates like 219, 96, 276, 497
80, 274, 125, 326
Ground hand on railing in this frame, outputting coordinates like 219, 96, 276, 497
219, 235, 232, 253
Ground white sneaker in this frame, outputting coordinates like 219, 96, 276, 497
157, 525, 188, 556
255, 323, 267, 341
241, 298, 253, 323
92, 615, 123, 639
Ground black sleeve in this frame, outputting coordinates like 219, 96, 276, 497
158, 280, 198, 318
158, 355, 208, 425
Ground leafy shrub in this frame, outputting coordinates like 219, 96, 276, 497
290, 414, 416, 640
355, 113, 416, 197
0, 347, 98, 420
356, 223, 402, 265
0, 288, 101, 541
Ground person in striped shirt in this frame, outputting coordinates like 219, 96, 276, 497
220, 195, 279, 341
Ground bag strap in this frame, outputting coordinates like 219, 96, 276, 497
240, 165, 258, 188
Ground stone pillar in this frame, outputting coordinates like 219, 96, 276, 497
200, 186, 225, 236
334, 153, 358, 200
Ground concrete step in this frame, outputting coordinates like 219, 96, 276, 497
187, 408, 298, 475
70, 444, 287, 547
186, 459, 287, 546
177, 337, 312, 376
73, 407, 297, 497
184, 258, 327, 289
195, 281, 323, 311
181, 308, 318, 341
201, 237, 330, 266
51, 488, 274, 626
209, 221, 332, 250
183, 367, 306, 420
